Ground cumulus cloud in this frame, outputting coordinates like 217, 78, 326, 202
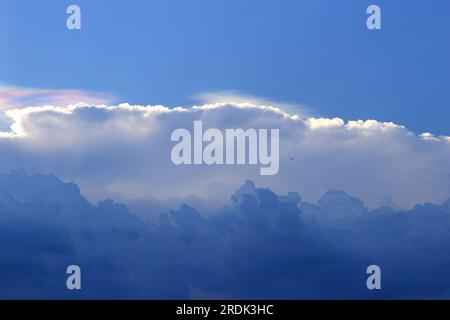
1, 172, 450, 299
0, 98, 448, 209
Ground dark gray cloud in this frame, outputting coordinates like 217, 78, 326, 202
0, 172, 449, 299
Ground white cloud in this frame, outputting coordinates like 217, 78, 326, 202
194, 90, 313, 117
305, 117, 344, 129
0, 100, 448, 209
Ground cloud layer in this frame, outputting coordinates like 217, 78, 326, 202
0, 100, 448, 209
0, 172, 449, 299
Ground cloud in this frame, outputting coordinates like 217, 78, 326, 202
194, 90, 314, 117
0, 172, 450, 299
0, 85, 113, 110
0, 98, 448, 209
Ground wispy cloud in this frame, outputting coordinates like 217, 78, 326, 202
194, 90, 315, 117
0, 85, 113, 109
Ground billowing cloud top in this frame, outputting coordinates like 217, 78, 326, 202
0, 100, 448, 209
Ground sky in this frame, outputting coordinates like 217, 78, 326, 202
0, 0, 449, 135
0, 0, 450, 300
0, 0, 448, 209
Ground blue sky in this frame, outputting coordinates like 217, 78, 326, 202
0, 1, 450, 300
1, 0, 449, 135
